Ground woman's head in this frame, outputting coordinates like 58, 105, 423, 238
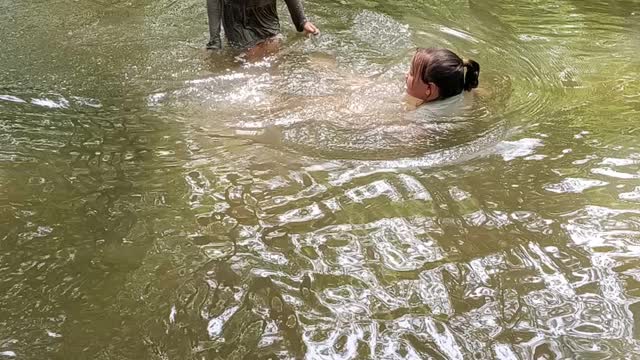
406, 48, 480, 103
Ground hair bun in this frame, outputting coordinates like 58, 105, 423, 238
463, 58, 480, 91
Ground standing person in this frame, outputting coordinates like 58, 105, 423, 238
206, 0, 319, 54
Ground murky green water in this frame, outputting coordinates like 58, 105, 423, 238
1, 0, 640, 358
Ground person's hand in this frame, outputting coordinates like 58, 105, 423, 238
303, 21, 320, 36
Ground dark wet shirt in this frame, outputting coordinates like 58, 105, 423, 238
207, 0, 307, 49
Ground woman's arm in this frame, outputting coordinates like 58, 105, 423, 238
283, 0, 318, 34
206, 0, 223, 49
283, 0, 306, 32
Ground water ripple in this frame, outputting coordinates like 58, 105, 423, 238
3, 0, 640, 358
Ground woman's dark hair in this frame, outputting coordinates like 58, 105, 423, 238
410, 48, 480, 99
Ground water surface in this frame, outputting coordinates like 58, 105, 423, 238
1, 0, 640, 358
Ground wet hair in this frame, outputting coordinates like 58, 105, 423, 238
410, 48, 480, 99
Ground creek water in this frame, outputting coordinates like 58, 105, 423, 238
1, 0, 640, 358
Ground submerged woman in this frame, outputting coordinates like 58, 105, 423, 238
206, 0, 319, 57
231, 47, 483, 157
405, 48, 480, 109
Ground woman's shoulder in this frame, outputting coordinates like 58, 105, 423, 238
402, 93, 470, 122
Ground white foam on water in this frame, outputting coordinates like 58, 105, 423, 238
46, 330, 62, 338
31, 97, 70, 109
169, 305, 177, 324
70, 96, 102, 108
353, 10, 412, 53
545, 178, 609, 194
207, 305, 240, 338
495, 138, 544, 161
0, 95, 26, 103
600, 157, 639, 166
147, 92, 166, 107
591, 167, 640, 179
619, 187, 640, 202
440, 26, 480, 43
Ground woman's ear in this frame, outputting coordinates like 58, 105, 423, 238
425, 82, 440, 102
424, 83, 433, 99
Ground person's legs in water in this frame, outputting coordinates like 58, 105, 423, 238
218, 1, 282, 61
240, 36, 283, 62
207, 0, 319, 55
223, 2, 279, 48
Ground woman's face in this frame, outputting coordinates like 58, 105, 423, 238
406, 71, 430, 100
405, 57, 439, 102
